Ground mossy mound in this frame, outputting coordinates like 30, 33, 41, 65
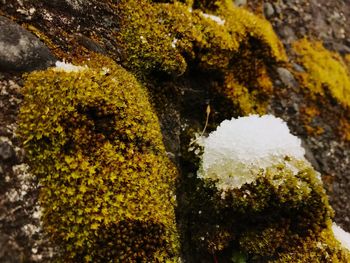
116, 0, 286, 115
190, 158, 350, 262
293, 38, 350, 108
19, 55, 179, 262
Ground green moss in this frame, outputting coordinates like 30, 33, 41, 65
293, 38, 350, 108
189, 158, 350, 261
19, 55, 179, 262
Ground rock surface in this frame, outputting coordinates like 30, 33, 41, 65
1, 0, 350, 262
0, 16, 55, 72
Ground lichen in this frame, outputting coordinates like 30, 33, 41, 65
293, 38, 350, 108
18, 54, 179, 262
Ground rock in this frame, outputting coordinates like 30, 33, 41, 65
324, 41, 350, 55
234, 0, 247, 7
74, 34, 106, 54
47, 0, 90, 13
263, 2, 275, 18
277, 67, 297, 88
292, 63, 305, 72
0, 16, 56, 72
273, 3, 282, 15
277, 26, 297, 43
302, 141, 321, 172
0, 141, 16, 161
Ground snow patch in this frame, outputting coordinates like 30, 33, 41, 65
332, 223, 350, 251
54, 61, 87, 72
198, 115, 306, 190
201, 13, 225, 25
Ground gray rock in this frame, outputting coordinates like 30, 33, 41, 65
234, 0, 247, 7
0, 16, 56, 72
273, 3, 282, 15
278, 26, 297, 44
325, 41, 350, 55
277, 67, 298, 88
263, 2, 275, 18
292, 63, 305, 73
301, 141, 321, 172
0, 141, 16, 161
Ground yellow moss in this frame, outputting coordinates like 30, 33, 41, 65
19, 55, 179, 262
270, 226, 350, 263
192, 157, 350, 261
293, 38, 350, 108
116, 0, 286, 71
116, 0, 284, 115
221, 71, 270, 115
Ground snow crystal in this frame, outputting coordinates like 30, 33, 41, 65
54, 61, 87, 72
332, 223, 350, 251
198, 115, 306, 191
171, 38, 178, 48
201, 13, 225, 25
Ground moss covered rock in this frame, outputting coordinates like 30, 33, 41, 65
116, 0, 286, 115
19, 55, 179, 262
293, 38, 350, 108
188, 116, 350, 262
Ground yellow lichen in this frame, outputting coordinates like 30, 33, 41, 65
19, 55, 179, 262
293, 38, 350, 108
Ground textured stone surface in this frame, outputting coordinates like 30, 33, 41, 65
0, 141, 15, 161
277, 67, 298, 88
1, 0, 350, 261
0, 16, 55, 72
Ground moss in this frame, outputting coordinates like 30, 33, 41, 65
19, 55, 179, 262
116, 0, 285, 114
293, 38, 350, 108
270, 227, 350, 263
117, 0, 285, 72
221, 65, 273, 115
189, 158, 350, 261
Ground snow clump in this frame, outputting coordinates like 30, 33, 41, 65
332, 223, 350, 251
197, 115, 306, 191
54, 61, 87, 72
201, 13, 225, 25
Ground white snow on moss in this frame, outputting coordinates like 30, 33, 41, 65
201, 13, 225, 25
332, 223, 350, 251
198, 115, 306, 191
54, 61, 87, 72
171, 38, 178, 48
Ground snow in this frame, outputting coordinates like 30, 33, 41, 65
332, 223, 350, 251
54, 61, 87, 72
197, 115, 306, 191
201, 13, 225, 25
171, 38, 178, 48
